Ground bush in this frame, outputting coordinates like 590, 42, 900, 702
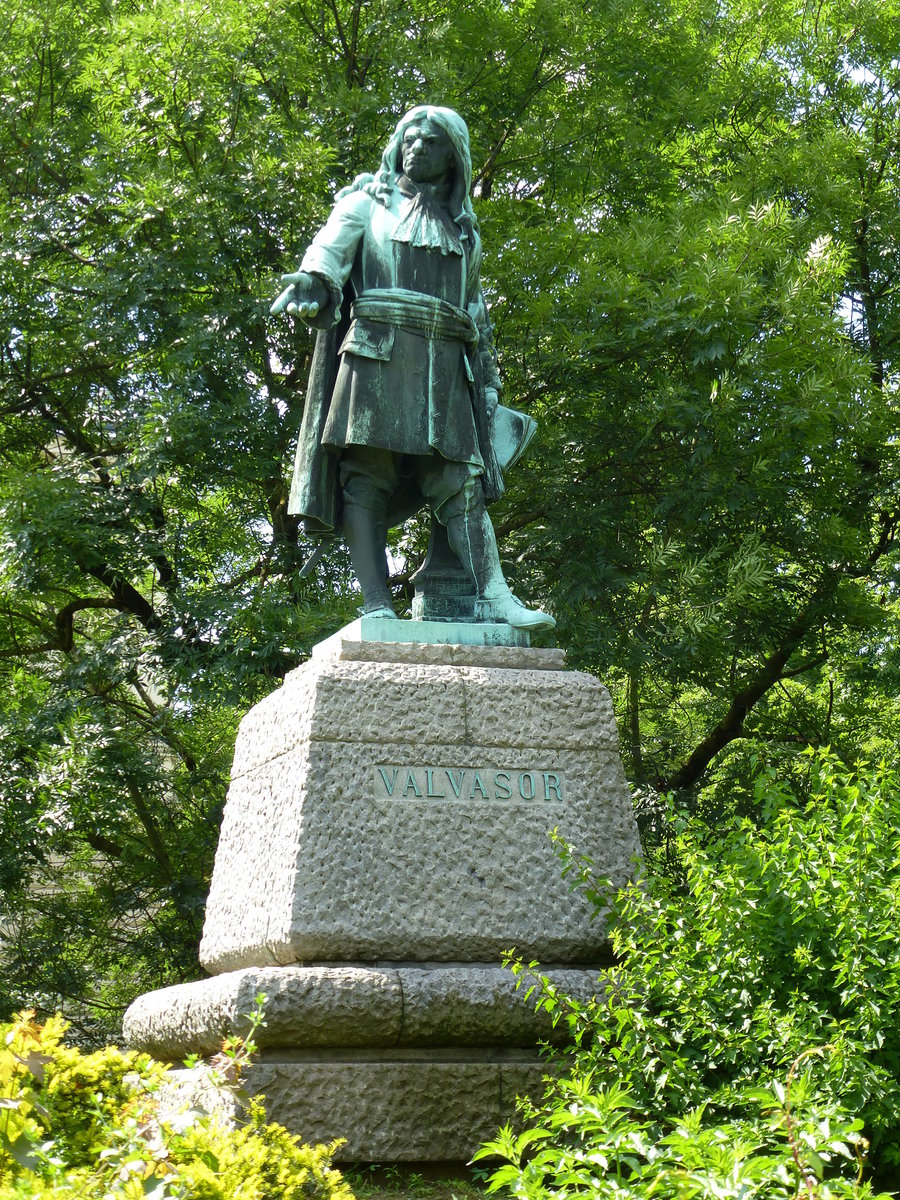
477, 750, 900, 1197
0, 1010, 354, 1200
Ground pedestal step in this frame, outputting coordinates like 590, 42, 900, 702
124, 964, 602, 1161
123, 964, 606, 1058
246, 1052, 547, 1161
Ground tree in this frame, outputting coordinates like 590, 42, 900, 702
0, 0, 636, 1036
2, 0, 900, 1033
488, 0, 900, 804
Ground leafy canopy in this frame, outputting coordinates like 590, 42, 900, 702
3, 0, 900, 1032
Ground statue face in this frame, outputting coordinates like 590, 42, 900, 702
400, 118, 454, 184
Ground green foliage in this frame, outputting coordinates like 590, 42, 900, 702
4, 0, 900, 1032
483, 751, 900, 1195
0, 1009, 353, 1200
489, 0, 900, 798
171, 1119, 348, 1200
479, 1075, 881, 1199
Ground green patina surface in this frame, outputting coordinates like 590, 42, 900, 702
271, 107, 554, 637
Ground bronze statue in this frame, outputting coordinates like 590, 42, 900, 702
271, 106, 553, 631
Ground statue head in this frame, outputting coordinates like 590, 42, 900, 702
380, 106, 473, 202
336, 106, 479, 237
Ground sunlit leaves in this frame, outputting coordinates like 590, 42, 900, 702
492, 753, 900, 1192
4, 0, 900, 1037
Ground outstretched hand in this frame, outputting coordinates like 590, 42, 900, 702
270, 271, 330, 320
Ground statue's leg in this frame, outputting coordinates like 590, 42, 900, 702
340, 448, 395, 618
436, 479, 556, 631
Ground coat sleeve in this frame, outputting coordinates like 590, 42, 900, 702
463, 233, 502, 392
469, 285, 503, 393
300, 190, 372, 321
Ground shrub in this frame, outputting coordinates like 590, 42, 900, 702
0, 1009, 354, 1200
478, 750, 900, 1197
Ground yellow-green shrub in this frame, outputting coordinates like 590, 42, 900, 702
171, 1108, 350, 1200
0, 1011, 354, 1200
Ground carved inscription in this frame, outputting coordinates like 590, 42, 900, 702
375, 766, 566, 802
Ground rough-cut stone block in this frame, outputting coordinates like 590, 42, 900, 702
122, 965, 606, 1058
155, 1064, 242, 1125
457, 666, 620, 750
396, 966, 601, 1047
231, 660, 471, 778
200, 639, 640, 972
500, 1060, 550, 1117
244, 1054, 544, 1161
123, 966, 402, 1058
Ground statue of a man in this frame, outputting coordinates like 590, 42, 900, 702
271, 105, 553, 631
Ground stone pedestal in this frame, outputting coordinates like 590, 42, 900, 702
124, 625, 639, 1161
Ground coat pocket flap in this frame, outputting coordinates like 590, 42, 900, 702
339, 319, 395, 361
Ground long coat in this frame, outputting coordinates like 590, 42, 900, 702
286, 182, 503, 536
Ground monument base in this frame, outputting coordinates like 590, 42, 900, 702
124, 963, 603, 1160
124, 627, 638, 1161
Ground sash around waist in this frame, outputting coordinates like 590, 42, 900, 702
351, 288, 479, 346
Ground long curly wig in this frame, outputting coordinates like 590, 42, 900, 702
337, 106, 479, 243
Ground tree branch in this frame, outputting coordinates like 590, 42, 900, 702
84, 564, 162, 633
779, 652, 828, 680
55, 597, 119, 652
125, 778, 173, 879
660, 583, 832, 791
84, 831, 126, 861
